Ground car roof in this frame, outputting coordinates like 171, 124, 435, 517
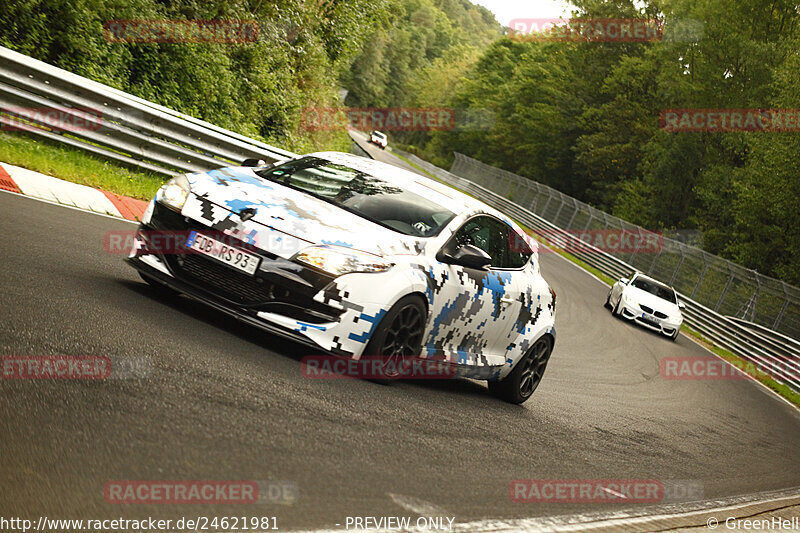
307, 151, 513, 223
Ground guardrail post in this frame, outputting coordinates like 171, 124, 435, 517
691, 259, 709, 299
540, 191, 554, 219
552, 193, 566, 224
626, 226, 644, 264
565, 198, 580, 230
773, 282, 790, 331
715, 268, 735, 312
669, 249, 685, 286
583, 211, 594, 231
647, 239, 664, 276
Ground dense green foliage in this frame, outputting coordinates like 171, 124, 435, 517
0, 0, 390, 152
340, 0, 500, 107
408, 0, 800, 284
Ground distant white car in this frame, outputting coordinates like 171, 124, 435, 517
370, 130, 388, 149
606, 273, 684, 340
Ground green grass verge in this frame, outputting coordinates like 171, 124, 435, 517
0, 131, 166, 200
679, 324, 800, 407
396, 149, 800, 408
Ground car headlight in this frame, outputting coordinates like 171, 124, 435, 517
623, 292, 636, 305
294, 246, 392, 276
155, 174, 190, 212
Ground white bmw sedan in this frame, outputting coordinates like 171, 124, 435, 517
606, 273, 685, 340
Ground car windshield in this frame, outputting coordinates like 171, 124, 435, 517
373, 132, 386, 139
256, 157, 454, 237
631, 277, 677, 304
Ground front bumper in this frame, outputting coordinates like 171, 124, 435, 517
127, 201, 358, 350
617, 301, 681, 337
127, 255, 324, 350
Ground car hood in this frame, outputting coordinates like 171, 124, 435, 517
184, 167, 424, 258
624, 286, 680, 316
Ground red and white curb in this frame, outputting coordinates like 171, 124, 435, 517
0, 161, 148, 222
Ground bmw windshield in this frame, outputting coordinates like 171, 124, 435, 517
631, 277, 677, 304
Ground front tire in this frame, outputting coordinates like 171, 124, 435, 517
489, 336, 552, 404
363, 295, 426, 380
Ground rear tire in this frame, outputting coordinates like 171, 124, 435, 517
489, 336, 552, 404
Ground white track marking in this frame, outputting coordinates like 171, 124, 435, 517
388, 493, 448, 516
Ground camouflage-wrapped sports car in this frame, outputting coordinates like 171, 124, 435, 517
126, 152, 556, 403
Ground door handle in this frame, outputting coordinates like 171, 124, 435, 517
500, 296, 515, 306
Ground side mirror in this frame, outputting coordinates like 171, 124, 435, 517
446, 245, 492, 270
619, 277, 629, 285
678, 302, 686, 310
242, 158, 267, 167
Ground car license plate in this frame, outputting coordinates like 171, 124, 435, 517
186, 231, 260, 275
641, 313, 660, 327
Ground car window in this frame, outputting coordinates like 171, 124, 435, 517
630, 277, 677, 303
446, 216, 531, 269
507, 227, 533, 268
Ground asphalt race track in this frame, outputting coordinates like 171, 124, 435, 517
2, 155, 800, 529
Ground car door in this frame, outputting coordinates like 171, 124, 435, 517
430, 215, 525, 363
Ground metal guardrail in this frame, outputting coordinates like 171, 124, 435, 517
0, 45, 295, 177
395, 148, 800, 392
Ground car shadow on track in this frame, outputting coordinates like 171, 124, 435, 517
118, 278, 303, 358
119, 278, 527, 406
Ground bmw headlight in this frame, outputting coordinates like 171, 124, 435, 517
155, 174, 190, 212
294, 246, 392, 276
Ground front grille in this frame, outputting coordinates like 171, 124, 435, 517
654, 310, 668, 319
639, 304, 654, 314
176, 253, 289, 305
145, 200, 342, 322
